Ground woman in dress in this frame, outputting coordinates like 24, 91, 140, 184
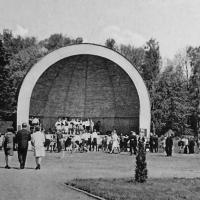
110, 129, 120, 154
31, 126, 45, 170
2, 127, 15, 169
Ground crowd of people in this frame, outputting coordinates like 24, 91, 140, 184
2, 123, 45, 170
177, 136, 196, 154
54, 117, 96, 134
1, 116, 199, 170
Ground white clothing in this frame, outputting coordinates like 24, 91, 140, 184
45, 134, 51, 140
112, 133, 119, 148
91, 132, 98, 141
31, 131, 45, 157
32, 118, 39, 124
85, 120, 90, 127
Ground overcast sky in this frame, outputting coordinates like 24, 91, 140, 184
0, 0, 200, 58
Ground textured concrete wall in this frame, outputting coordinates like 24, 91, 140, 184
30, 55, 139, 133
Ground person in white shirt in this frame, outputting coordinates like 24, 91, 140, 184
85, 119, 90, 132
32, 117, 39, 126
90, 119, 94, 132
64, 122, 69, 134
55, 118, 62, 131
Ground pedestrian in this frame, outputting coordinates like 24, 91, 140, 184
91, 129, 98, 151
110, 130, 120, 154
16, 123, 31, 169
165, 133, 173, 156
2, 127, 15, 169
149, 133, 154, 153
31, 126, 45, 169
129, 131, 137, 155
153, 134, 159, 153
188, 137, 195, 154
56, 131, 63, 152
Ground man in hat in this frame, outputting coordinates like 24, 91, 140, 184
16, 123, 31, 169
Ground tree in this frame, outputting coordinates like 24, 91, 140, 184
173, 47, 191, 90
135, 140, 148, 183
152, 65, 190, 135
187, 46, 200, 136
40, 34, 83, 51
0, 39, 14, 112
141, 39, 161, 132
8, 45, 47, 109
105, 38, 118, 51
119, 44, 144, 74
142, 38, 160, 90
1, 29, 37, 57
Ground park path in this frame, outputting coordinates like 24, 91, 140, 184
1, 151, 200, 200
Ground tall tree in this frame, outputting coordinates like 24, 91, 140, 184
153, 65, 190, 135
0, 39, 14, 112
119, 44, 144, 74
141, 39, 161, 132
187, 47, 200, 135
9, 45, 47, 109
141, 39, 160, 90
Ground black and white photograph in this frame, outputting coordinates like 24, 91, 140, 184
0, 0, 200, 199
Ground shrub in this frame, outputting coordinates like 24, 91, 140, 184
135, 140, 148, 183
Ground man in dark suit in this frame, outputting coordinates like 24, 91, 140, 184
129, 131, 137, 155
16, 123, 31, 169
165, 133, 173, 156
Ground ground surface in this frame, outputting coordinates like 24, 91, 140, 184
1, 150, 200, 200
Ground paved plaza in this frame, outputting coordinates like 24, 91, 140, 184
1, 150, 200, 200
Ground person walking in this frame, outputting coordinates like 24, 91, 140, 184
16, 123, 31, 169
2, 127, 15, 169
31, 126, 45, 169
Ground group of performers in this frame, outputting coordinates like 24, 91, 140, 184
54, 117, 95, 134
28, 116, 148, 155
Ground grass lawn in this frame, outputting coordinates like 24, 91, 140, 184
67, 178, 200, 200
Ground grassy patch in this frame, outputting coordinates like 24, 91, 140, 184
67, 178, 200, 200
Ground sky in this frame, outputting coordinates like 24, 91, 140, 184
0, 0, 200, 58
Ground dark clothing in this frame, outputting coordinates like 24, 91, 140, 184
129, 134, 137, 155
56, 132, 63, 152
16, 129, 31, 168
165, 136, 173, 156
92, 138, 98, 151
16, 129, 31, 149
153, 135, 158, 153
149, 136, 153, 153
188, 140, 195, 154
3, 132, 15, 156
18, 148, 28, 168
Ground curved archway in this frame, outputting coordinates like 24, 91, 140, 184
17, 43, 151, 136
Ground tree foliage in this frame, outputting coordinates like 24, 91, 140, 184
135, 141, 148, 183
0, 39, 14, 112
40, 33, 83, 51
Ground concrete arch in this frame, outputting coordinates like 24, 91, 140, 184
17, 43, 151, 136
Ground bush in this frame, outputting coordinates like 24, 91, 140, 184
135, 140, 148, 183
